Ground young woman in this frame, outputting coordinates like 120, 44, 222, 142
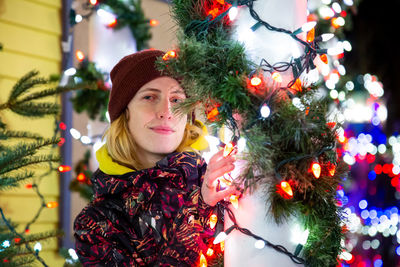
74, 49, 239, 266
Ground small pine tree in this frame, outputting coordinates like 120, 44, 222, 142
0, 71, 80, 266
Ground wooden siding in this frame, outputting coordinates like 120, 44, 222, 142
0, 0, 64, 265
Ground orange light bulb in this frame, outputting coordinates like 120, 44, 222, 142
107, 18, 117, 28
229, 195, 239, 209
199, 253, 207, 267
271, 72, 283, 83
206, 248, 214, 257
220, 240, 225, 252
311, 162, 321, 179
223, 142, 235, 157
280, 181, 293, 198
46, 201, 58, 208
320, 54, 328, 64
149, 19, 159, 27
163, 50, 177, 61
209, 214, 218, 229
89, 0, 98, 5
306, 27, 315, 42
207, 107, 219, 121
77, 172, 86, 182
328, 164, 336, 176
250, 76, 262, 87
58, 165, 71, 173
75, 50, 85, 62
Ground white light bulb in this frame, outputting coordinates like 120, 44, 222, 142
260, 104, 271, 118
228, 7, 238, 21
64, 68, 77, 76
69, 128, 81, 139
2, 240, 10, 248
34, 242, 42, 252
75, 14, 83, 23
80, 136, 92, 145
301, 21, 317, 32
213, 232, 227, 244
254, 240, 265, 249
68, 248, 79, 261
321, 33, 334, 42
332, 2, 342, 13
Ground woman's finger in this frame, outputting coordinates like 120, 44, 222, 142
208, 163, 235, 184
215, 185, 240, 201
208, 155, 235, 173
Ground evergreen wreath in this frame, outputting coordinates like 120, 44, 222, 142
157, 1, 348, 266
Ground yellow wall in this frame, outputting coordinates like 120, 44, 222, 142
0, 0, 64, 265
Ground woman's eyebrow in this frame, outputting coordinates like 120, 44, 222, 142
139, 88, 161, 94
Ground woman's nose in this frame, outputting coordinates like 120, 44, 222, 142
156, 98, 172, 119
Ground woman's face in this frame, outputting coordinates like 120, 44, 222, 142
126, 76, 187, 166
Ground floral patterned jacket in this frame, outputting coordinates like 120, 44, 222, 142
74, 151, 214, 266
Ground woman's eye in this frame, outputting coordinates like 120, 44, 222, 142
171, 97, 184, 103
143, 95, 155, 100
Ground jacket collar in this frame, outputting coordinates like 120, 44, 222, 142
92, 147, 204, 198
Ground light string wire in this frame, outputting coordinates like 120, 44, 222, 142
220, 201, 305, 264
0, 208, 49, 267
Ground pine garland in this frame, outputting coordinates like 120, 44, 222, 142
157, 1, 348, 266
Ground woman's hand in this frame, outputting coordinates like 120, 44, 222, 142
201, 149, 240, 206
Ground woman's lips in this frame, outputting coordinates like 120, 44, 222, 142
150, 126, 175, 135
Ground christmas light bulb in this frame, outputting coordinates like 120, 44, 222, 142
260, 104, 270, 118
321, 33, 334, 42
230, 195, 239, 209
89, 0, 98, 5
280, 181, 293, 198
34, 242, 42, 252
46, 201, 59, 208
58, 165, 71, 172
75, 50, 85, 62
311, 162, 321, 178
213, 231, 228, 244
306, 27, 315, 42
228, 6, 238, 20
254, 240, 265, 249
77, 173, 86, 182
271, 72, 282, 83
320, 54, 328, 64
328, 163, 336, 176
2, 240, 10, 248
209, 214, 218, 229
207, 107, 219, 121
331, 17, 345, 28
149, 19, 159, 27
220, 240, 225, 251
206, 248, 214, 256
64, 67, 76, 76
70, 128, 81, 139
199, 253, 207, 267
75, 14, 83, 23
163, 50, 177, 61
223, 141, 235, 157
68, 249, 79, 261
250, 76, 262, 87
301, 21, 317, 33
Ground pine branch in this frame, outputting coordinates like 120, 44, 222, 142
0, 171, 35, 191
10, 102, 60, 117
7, 70, 48, 103
0, 154, 60, 177
0, 137, 60, 172
0, 130, 44, 140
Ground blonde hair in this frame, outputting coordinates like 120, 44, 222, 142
104, 112, 203, 170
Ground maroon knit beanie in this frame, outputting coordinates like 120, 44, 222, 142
108, 49, 166, 123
